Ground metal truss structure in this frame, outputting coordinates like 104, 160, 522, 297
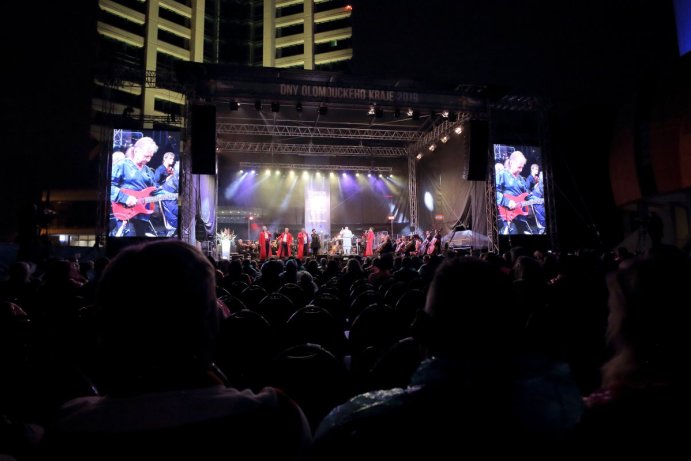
238, 162, 393, 173
405, 118, 467, 156
216, 122, 419, 141
217, 141, 406, 157
485, 175, 499, 253
408, 153, 418, 231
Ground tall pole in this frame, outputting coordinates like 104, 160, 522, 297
388, 215, 394, 239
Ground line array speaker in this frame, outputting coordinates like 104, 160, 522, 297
191, 105, 216, 175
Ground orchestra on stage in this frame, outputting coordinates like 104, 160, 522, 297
224, 225, 444, 260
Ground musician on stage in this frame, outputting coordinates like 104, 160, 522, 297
310, 228, 321, 256
363, 227, 375, 257
258, 226, 272, 260
297, 228, 308, 259
159, 160, 179, 237
109, 136, 164, 237
495, 150, 535, 235
341, 226, 353, 256
277, 227, 294, 258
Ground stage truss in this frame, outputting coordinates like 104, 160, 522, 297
167, 64, 547, 252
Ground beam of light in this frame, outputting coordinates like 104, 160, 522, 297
223, 171, 248, 202
424, 191, 434, 211
279, 170, 299, 209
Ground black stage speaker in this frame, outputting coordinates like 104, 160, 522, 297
465, 120, 489, 181
191, 105, 216, 175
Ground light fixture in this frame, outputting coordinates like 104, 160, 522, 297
368, 106, 376, 116
440, 135, 449, 143
441, 110, 449, 118
407, 108, 414, 117
229, 100, 239, 111
271, 102, 280, 112
428, 143, 437, 152
454, 125, 463, 135
416, 153, 424, 160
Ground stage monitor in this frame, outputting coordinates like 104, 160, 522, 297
108, 129, 181, 238
493, 144, 548, 236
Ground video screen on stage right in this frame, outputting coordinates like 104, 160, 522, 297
493, 144, 547, 236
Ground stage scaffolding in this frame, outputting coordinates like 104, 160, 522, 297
169, 64, 546, 252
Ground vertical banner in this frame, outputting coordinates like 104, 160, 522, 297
305, 177, 330, 249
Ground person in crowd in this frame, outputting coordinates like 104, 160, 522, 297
44, 239, 311, 459
312, 256, 583, 459
577, 250, 691, 455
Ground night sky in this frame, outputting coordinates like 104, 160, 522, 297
1, 0, 681, 249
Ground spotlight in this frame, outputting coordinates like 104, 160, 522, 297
271, 102, 280, 113
454, 125, 463, 135
254, 100, 262, 111
407, 108, 414, 117
440, 135, 449, 143
318, 104, 328, 116
416, 153, 423, 160
368, 106, 375, 116
441, 110, 449, 118
229, 100, 239, 111
428, 143, 437, 152
295, 102, 303, 112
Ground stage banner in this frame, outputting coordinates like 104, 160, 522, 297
305, 178, 330, 246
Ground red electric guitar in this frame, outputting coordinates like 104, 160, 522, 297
498, 192, 544, 222
112, 186, 178, 220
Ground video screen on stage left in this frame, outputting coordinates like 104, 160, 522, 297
493, 144, 548, 236
108, 129, 181, 238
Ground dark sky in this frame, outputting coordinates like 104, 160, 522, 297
350, 0, 679, 248
1, 0, 681, 248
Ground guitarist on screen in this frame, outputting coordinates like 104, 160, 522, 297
496, 151, 543, 235
110, 136, 171, 237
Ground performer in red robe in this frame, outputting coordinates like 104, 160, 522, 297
276, 227, 294, 258
364, 227, 375, 257
259, 226, 272, 260
296, 228, 308, 259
